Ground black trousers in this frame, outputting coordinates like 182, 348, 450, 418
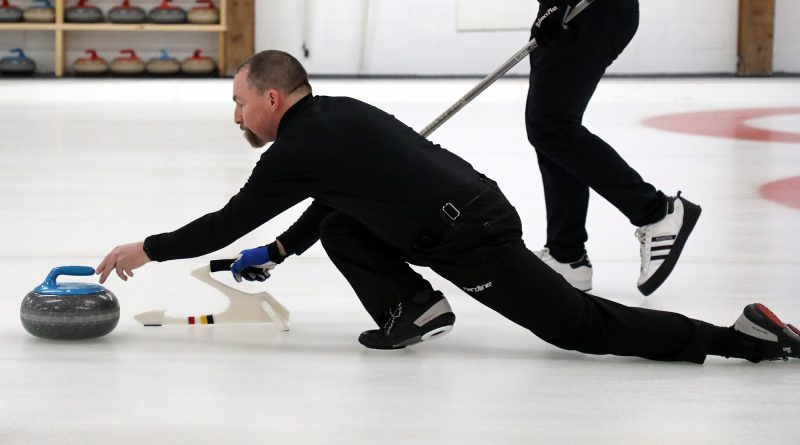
320, 180, 715, 363
525, 0, 666, 262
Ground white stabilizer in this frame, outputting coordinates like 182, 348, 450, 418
133, 264, 290, 330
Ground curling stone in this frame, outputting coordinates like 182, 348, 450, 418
187, 0, 218, 25
181, 49, 216, 76
145, 49, 180, 75
0, 0, 23, 23
107, 0, 145, 24
65, 0, 104, 23
23, 0, 55, 23
21, 266, 120, 340
73, 49, 109, 75
110, 49, 144, 75
0, 48, 35, 75
148, 0, 185, 24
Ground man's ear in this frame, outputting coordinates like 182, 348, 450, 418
267, 89, 280, 109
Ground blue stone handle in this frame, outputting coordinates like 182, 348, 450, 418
9, 48, 26, 59
41, 266, 96, 288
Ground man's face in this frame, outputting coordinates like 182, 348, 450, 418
233, 69, 279, 148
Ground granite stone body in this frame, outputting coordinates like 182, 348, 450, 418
21, 289, 119, 339
0, 56, 35, 74
148, 7, 185, 23
0, 5, 23, 22
108, 5, 145, 23
65, 6, 104, 22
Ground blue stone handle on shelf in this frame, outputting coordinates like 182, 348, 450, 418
31, 0, 54, 8
8, 48, 26, 60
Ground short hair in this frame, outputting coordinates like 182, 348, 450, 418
235, 50, 312, 96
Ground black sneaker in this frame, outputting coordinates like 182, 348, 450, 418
636, 192, 702, 296
358, 292, 455, 350
734, 303, 800, 361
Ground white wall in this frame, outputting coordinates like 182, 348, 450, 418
256, 0, 800, 76
613, 0, 738, 74
775, 0, 800, 73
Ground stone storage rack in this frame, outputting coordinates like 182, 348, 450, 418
0, 0, 227, 77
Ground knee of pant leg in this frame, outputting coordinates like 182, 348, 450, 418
526, 118, 582, 154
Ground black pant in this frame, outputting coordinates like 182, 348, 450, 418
320, 180, 715, 363
525, 0, 666, 262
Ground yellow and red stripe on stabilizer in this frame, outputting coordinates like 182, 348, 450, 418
187, 314, 215, 324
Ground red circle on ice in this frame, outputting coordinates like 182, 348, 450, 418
642, 107, 800, 143
644, 107, 800, 211
758, 177, 800, 210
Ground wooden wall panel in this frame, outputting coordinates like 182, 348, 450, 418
738, 0, 775, 76
225, 0, 255, 76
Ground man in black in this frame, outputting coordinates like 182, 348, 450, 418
98, 50, 800, 364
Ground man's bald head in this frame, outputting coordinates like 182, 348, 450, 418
235, 50, 312, 96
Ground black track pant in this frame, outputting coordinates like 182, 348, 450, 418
525, 0, 666, 262
320, 180, 715, 363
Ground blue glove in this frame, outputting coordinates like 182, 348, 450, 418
531, 0, 570, 47
231, 246, 277, 282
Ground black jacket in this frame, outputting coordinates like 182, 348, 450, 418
144, 94, 483, 262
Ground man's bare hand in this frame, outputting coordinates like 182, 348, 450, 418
97, 241, 151, 284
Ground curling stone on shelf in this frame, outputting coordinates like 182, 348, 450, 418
187, 0, 218, 25
21, 266, 120, 340
23, 0, 55, 23
148, 0, 185, 24
107, 0, 145, 24
181, 49, 216, 76
0, 0, 23, 23
73, 49, 109, 75
65, 0, 104, 23
110, 48, 145, 75
0, 48, 35, 75
145, 49, 180, 75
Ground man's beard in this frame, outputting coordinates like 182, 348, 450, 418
241, 126, 267, 148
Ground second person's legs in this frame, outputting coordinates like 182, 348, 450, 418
525, 0, 666, 262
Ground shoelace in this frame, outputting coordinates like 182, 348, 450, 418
383, 302, 403, 334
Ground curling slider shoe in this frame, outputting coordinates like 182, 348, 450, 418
734, 303, 800, 362
358, 292, 455, 350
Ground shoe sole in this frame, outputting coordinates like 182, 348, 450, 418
395, 312, 456, 348
364, 312, 456, 350
421, 325, 453, 341
638, 197, 702, 296
787, 324, 800, 341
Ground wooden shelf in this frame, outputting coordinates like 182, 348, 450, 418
0, 23, 57, 31
60, 23, 226, 32
0, 0, 233, 77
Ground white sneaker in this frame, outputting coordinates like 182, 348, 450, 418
535, 248, 593, 291
636, 192, 701, 296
